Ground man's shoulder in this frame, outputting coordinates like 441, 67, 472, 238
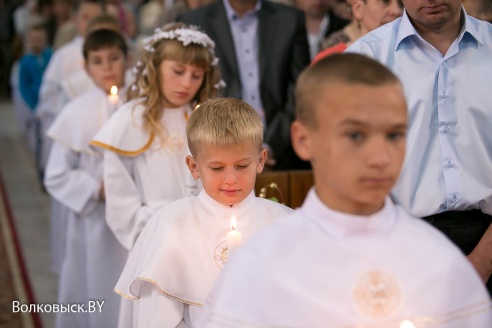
346, 19, 400, 59
353, 18, 400, 47
262, 0, 301, 15
467, 14, 492, 33
466, 14, 492, 44
178, 2, 219, 21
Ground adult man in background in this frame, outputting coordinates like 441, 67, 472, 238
295, 0, 350, 58
348, 0, 492, 293
179, 0, 311, 170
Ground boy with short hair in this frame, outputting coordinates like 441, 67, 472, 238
199, 54, 492, 327
60, 13, 124, 100
113, 98, 294, 327
44, 28, 129, 328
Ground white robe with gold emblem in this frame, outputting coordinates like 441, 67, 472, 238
115, 190, 293, 327
91, 100, 200, 251
44, 87, 127, 328
200, 189, 492, 327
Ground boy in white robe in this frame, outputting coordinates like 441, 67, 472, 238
114, 98, 294, 327
199, 54, 492, 327
36, 0, 105, 276
36, 0, 105, 173
44, 29, 129, 328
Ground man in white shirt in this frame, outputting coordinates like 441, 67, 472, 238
347, 0, 492, 294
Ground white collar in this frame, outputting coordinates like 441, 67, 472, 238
198, 189, 256, 215
300, 188, 397, 238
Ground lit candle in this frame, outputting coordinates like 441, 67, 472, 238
108, 86, 119, 109
227, 216, 242, 257
399, 320, 415, 328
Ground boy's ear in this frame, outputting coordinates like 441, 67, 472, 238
256, 148, 268, 174
185, 155, 200, 179
291, 120, 312, 161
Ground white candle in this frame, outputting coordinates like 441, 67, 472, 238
227, 216, 242, 257
399, 320, 415, 328
108, 86, 119, 109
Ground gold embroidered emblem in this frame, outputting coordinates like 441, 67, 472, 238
166, 135, 184, 155
353, 270, 401, 318
213, 240, 228, 270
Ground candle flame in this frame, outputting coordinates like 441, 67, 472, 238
231, 216, 236, 230
399, 320, 415, 328
110, 86, 118, 95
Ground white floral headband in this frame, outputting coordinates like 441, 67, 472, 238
142, 26, 216, 55
133, 25, 226, 91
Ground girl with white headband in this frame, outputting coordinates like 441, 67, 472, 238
91, 23, 222, 252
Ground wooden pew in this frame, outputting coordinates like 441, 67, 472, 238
255, 170, 313, 209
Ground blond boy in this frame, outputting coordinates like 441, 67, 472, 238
198, 54, 492, 327
114, 98, 293, 327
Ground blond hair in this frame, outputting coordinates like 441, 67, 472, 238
127, 23, 221, 143
187, 98, 263, 156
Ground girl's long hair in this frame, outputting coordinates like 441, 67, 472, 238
127, 23, 221, 142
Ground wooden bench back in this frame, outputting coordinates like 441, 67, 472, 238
255, 170, 313, 209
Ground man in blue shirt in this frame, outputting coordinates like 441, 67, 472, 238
347, 1, 492, 293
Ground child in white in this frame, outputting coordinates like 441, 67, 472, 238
36, 0, 104, 275
91, 23, 222, 251
37, 0, 104, 172
44, 29, 129, 328
114, 98, 294, 327
199, 54, 492, 327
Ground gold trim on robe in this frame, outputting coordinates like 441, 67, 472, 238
115, 277, 204, 306
89, 134, 155, 157
47, 87, 115, 156
91, 100, 191, 157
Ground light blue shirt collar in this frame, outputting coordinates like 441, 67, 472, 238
223, 0, 262, 21
396, 6, 483, 51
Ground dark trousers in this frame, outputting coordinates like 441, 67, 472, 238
422, 210, 492, 296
